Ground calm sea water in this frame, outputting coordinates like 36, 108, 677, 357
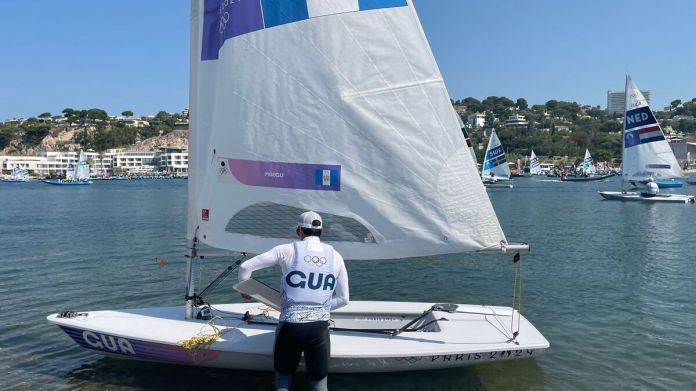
1, 178, 695, 390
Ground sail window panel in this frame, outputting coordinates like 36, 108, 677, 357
225, 202, 376, 243
261, 0, 310, 28
307, 0, 360, 18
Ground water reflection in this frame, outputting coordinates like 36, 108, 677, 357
65, 355, 545, 391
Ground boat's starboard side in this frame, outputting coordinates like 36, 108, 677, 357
47, 301, 548, 373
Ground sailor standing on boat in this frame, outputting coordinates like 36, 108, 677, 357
644, 176, 659, 197
238, 211, 349, 391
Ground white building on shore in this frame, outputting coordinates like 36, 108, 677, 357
1, 155, 46, 173
157, 148, 188, 175
505, 114, 528, 128
37, 151, 79, 176
112, 150, 158, 173
1, 148, 188, 177
467, 113, 486, 128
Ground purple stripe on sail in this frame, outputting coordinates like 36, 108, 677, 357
201, 0, 265, 61
228, 159, 341, 191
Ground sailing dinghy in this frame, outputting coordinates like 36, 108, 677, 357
561, 150, 611, 182
481, 130, 513, 188
599, 76, 693, 203
1, 164, 30, 182
48, 0, 548, 372
529, 150, 541, 176
43, 150, 93, 186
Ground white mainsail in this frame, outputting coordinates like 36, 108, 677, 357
189, 0, 509, 260
623, 76, 682, 187
481, 130, 511, 180
581, 149, 596, 173
529, 150, 541, 175
76, 150, 90, 181
65, 164, 76, 180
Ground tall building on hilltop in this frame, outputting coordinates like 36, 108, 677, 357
607, 90, 651, 115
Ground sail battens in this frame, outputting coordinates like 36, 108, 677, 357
341, 78, 444, 98
189, 0, 509, 258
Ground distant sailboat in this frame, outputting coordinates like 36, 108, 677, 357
561, 149, 611, 182
599, 76, 694, 203
43, 150, 92, 186
581, 149, 596, 174
529, 150, 541, 175
48, 0, 547, 372
1, 164, 30, 182
482, 130, 512, 188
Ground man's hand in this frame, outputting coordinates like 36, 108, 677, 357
241, 293, 252, 300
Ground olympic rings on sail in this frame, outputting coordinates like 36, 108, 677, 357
304, 255, 327, 266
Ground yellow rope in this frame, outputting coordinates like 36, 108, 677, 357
179, 306, 278, 362
179, 316, 237, 362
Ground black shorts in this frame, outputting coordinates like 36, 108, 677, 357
273, 321, 330, 380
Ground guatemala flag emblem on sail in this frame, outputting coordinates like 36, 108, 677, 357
315, 169, 340, 187
624, 106, 664, 148
202, 0, 408, 60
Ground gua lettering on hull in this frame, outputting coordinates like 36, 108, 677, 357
82, 330, 136, 355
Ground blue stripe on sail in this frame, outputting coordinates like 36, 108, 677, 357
625, 106, 657, 130
359, 0, 408, 11
201, 0, 409, 60
485, 146, 505, 161
261, 0, 309, 28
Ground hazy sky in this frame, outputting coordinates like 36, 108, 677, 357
2, 0, 695, 119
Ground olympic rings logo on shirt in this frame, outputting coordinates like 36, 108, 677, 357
304, 255, 327, 266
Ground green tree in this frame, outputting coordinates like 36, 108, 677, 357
21, 123, 51, 146
0, 125, 18, 149
38, 112, 52, 118
516, 98, 528, 110
484, 112, 495, 128
670, 99, 682, 111
86, 108, 108, 121
122, 110, 134, 117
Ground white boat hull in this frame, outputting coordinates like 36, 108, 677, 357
483, 181, 513, 189
48, 301, 548, 373
599, 191, 695, 203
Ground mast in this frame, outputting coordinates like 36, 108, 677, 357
621, 75, 628, 192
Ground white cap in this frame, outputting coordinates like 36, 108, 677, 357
298, 211, 323, 229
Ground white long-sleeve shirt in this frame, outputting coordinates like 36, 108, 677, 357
238, 236, 350, 311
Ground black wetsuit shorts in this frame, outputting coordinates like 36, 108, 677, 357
274, 321, 330, 380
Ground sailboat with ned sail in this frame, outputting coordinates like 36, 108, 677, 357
48, 0, 548, 372
599, 76, 693, 203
